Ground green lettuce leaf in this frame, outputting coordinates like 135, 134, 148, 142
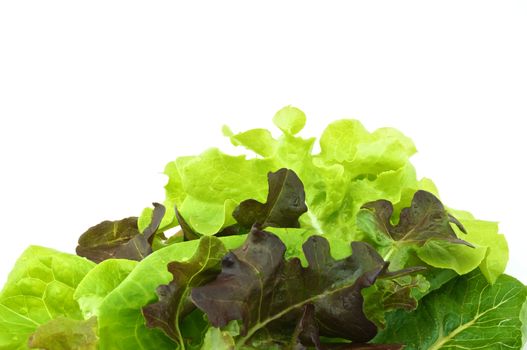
73, 259, 138, 318
447, 208, 509, 284
521, 297, 527, 347
143, 107, 438, 246
223, 116, 431, 244
272, 105, 307, 135
166, 148, 273, 235
139, 108, 505, 282
0, 246, 94, 350
28, 316, 98, 350
319, 119, 416, 173
374, 270, 527, 349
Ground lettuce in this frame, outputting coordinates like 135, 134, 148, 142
0, 247, 94, 349
1, 107, 524, 349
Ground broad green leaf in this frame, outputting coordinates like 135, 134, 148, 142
0, 246, 94, 350
28, 316, 98, 350
142, 236, 227, 347
374, 270, 527, 349
73, 259, 137, 318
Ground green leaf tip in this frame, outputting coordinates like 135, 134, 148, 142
273, 105, 306, 135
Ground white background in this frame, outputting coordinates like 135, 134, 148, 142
1, 1, 526, 290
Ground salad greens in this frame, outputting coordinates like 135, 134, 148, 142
1, 106, 525, 349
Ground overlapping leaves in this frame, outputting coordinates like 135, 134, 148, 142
374, 270, 527, 349
233, 168, 307, 229
142, 236, 227, 348
359, 190, 472, 248
357, 190, 485, 274
1, 107, 523, 350
189, 227, 417, 349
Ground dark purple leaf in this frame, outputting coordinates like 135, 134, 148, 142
142, 236, 227, 347
191, 227, 412, 348
360, 190, 472, 247
76, 203, 165, 263
233, 168, 307, 229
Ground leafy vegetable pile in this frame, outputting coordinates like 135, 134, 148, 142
1, 106, 525, 350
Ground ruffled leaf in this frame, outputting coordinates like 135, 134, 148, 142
191, 227, 417, 348
76, 203, 165, 262
233, 168, 307, 229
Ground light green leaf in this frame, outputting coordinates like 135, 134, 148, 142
176, 148, 274, 235
28, 316, 98, 350
416, 240, 487, 275
449, 209, 508, 284
138, 207, 154, 233
225, 128, 278, 157
0, 246, 95, 350
319, 119, 370, 163
272, 105, 306, 135
180, 197, 238, 235
374, 270, 527, 349
319, 120, 416, 173
74, 259, 137, 318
